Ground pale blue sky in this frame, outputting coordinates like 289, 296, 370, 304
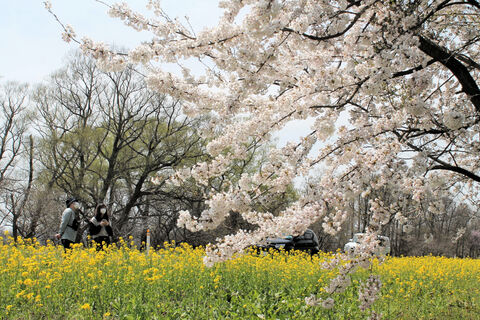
0, 0, 222, 84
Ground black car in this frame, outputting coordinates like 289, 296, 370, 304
254, 229, 320, 255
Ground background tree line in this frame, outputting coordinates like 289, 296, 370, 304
0, 53, 293, 248
307, 173, 480, 258
0, 52, 478, 256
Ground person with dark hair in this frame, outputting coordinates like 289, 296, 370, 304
56, 197, 81, 251
89, 204, 113, 251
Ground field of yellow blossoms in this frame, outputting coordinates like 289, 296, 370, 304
1, 235, 479, 319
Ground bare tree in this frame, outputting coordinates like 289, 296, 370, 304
0, 82, 28, 187
0, 82, 30, 239
33, 53, 207, 241
4, 136, 34, 240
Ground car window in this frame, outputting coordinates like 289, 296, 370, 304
295, 230, 314, 241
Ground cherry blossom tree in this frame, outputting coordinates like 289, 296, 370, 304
46, 0, 480, 314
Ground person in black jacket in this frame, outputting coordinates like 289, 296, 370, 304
89, 204, 113, 251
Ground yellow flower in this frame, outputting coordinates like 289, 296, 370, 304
81, 303, 91, 310
16, 290, 25, 298
23, 278, 34, 286
6, 305, 13, 311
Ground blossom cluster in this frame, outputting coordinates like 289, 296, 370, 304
358, 275, 382, 311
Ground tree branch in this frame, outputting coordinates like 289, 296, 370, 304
429, 164, 480, 182
281, 4, 369, 42
393, 130, 480, 182
466, 0, 480, 10
418, 36, 480, 112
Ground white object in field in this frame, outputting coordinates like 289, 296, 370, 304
343, 233, 391, 255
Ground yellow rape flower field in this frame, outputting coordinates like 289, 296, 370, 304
1, 236, 479, 319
